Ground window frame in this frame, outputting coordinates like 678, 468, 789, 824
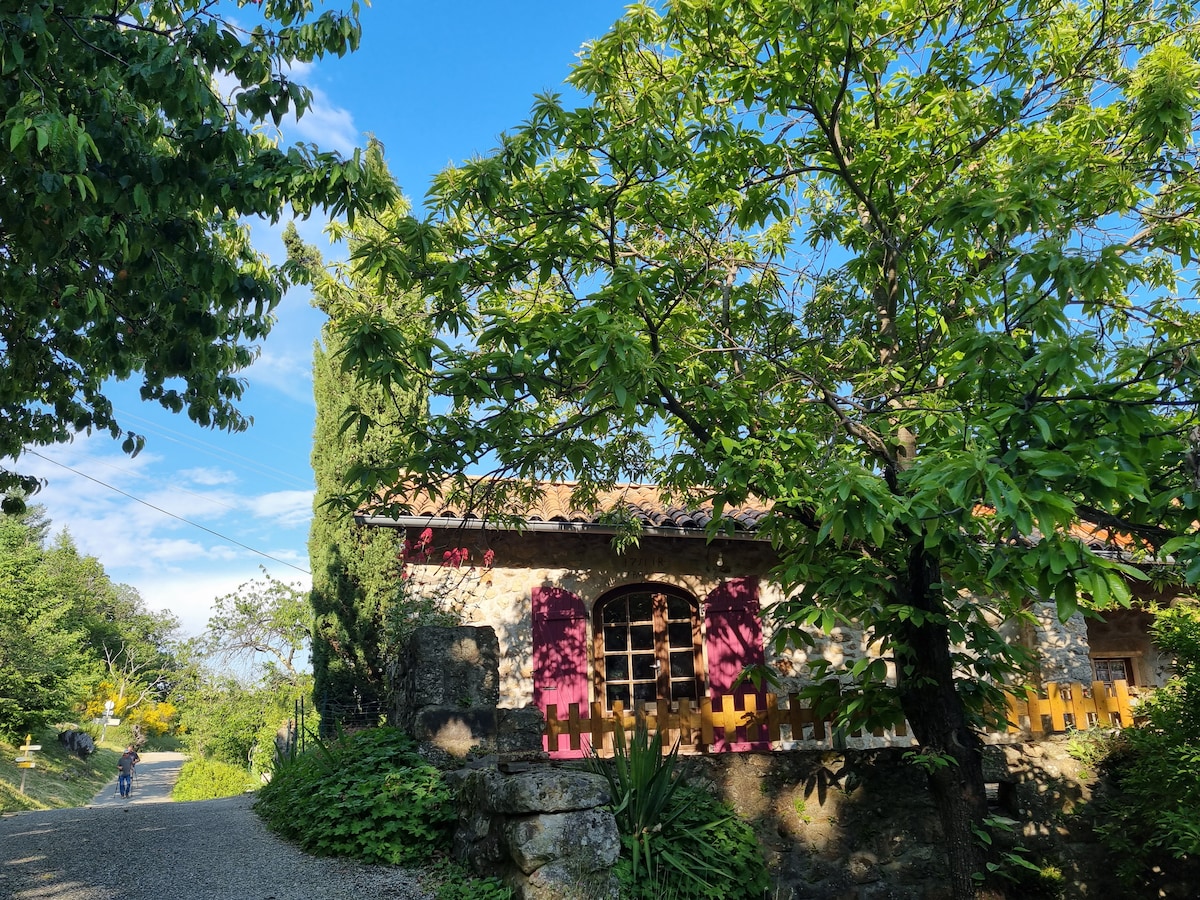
592, 583, 706, 713
1092, 655, 1137, 686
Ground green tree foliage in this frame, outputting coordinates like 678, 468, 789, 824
1092, 600, 1200, 892
283, 144, 427, 731
175, 669, 309, 776
199, 568, 311, 684
0, 513, 94, 736
333, 1, 1200, 895
0, 508, 181, 737
0, 0, 393, 503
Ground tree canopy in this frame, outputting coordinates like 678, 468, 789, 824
0, 508, 181, 738
198, 568, 310, 684
0, 0, 392, 503
330, 0, 1200, 894
283, 144, 426, 731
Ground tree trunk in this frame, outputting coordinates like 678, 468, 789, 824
894, 542, 999, 900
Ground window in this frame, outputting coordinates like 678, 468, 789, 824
594, 586, 704, 712
1093, 656, 1135, 686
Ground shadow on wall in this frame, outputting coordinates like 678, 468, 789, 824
680, 743, 1110, 900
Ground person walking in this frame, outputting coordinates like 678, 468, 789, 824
117, 746, 140, 798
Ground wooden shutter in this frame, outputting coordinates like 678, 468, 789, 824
704, 577, 768, 751
532, 585, 589, 758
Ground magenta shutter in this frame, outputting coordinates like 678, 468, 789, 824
704, 577, 768, 751
532, 585, 590, 758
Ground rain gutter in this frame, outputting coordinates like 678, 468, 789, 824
353, 514, 764, 542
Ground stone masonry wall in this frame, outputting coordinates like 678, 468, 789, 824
1029, 602, 1095, 685
683, 740, 1118, 900
403, 529, 883, 707
451, 766, 620, 900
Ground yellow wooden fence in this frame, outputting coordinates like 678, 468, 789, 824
544, 680, 1134, 756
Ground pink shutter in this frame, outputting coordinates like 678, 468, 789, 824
532, 585, 590, 758
704, 577, 768, 752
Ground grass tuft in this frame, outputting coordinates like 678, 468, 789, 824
0, 727, 125, 812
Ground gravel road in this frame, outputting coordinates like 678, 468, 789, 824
0, 753, 432, 900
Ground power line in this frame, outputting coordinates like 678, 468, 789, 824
26, 450, 311, 576
114, 406, 313, 491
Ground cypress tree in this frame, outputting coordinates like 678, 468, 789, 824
285, 144, 426, 730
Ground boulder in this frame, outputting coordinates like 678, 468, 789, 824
487, 768, 611, 815
505, 809, 620, 875
58, 730, 96, 758
519, 860, 620, 900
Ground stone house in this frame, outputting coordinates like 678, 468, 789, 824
358, 481, 1174, 753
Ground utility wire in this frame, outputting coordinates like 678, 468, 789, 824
27, 450, 311, 576
114, 406, 313, 490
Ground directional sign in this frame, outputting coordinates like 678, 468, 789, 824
16, 736, 38, 790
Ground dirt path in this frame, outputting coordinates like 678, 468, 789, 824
88, 751, 187, 807
0, 755, 429, 900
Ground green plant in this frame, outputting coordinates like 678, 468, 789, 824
792, 797, 812, 825
171, 758, 256, 801
254, 726, 456, 865
588, 725, 689, 882
970, 816, 1065, 898
588, 726, 769, 899
421, 858, 513, 900
1085, 600, 1200, 890
1065, 727, 1115, 779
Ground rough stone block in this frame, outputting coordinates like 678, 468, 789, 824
497, 706, 546, 754
505, 809, 620, 875
519, 860, 620, 900
397, 626, 500, 726
412, 707, 498, 758
488, 768, 611, 815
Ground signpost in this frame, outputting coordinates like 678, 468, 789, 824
93, 700, 120, 742
15, 734, 41, 794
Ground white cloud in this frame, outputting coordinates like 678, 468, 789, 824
17, 432, 313, 630
212, 60, 360, 158
137, 568, 312, 639
247, 489, 314, 525
246, 349, 315, 403
286, 83, 359, 157
181, 467, 239, 487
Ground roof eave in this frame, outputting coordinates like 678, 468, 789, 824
354, 514, 765, 542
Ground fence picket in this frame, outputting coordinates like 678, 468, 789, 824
543, 680, 1133, 756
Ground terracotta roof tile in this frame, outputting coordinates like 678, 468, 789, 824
374, 480, 1138, 552
378, 480, 768, 533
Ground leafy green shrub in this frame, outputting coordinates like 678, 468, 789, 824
254, 726, 456, 865
589, 726, 769, 899
1065, 726, 1115, 779
172, 757, 256, 801
421, 858, 513, 900
1089, 600, 1200, 890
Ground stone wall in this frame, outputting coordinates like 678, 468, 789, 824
402, 528, 880, 707
444, 740, 1132, 900
1029, 602, 1096, 685
679, 740, 1113, 900
451, 766, 620, 900
394, 625, 621, 899
392, 625, 543, 765
394, 625, 1175, 898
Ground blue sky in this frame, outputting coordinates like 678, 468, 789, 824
21, 2, 632, 638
